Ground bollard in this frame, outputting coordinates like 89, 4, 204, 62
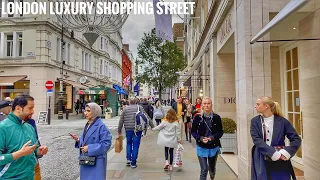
66, 110, 69, 120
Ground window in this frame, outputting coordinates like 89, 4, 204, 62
82, 51, 85, 70
56, 38, 61, 61
105, 39, 108, 52
100, 59, 103, 74
6, 35, 13, 57
8, 0, 14, 17
66, 43, 70, 65
88, 54, 91, 72
17, 33, 22, 56
85, 53, 88, 71
0, 1, 2, 18
20, 0, 23, 16
100, 37, 104, 50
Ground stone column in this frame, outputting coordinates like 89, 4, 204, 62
235, 0, 271, 179
298, 8, 320, 179
210, 37, 217, 110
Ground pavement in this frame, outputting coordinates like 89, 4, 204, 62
37, 114, 120, 180
37, 106, 238, 180
106, 129, 238, 180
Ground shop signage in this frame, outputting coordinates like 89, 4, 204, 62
224, 97, 236, 104
219, 13, 232, 43
77, 89, 105, 95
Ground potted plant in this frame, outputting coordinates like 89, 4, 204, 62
220, 118, 237, 154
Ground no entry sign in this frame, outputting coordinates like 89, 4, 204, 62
45, 81, 54, 90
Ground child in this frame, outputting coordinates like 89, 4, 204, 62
152, 109, 181, 171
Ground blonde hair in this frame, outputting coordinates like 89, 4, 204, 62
260, 96, 284, 117
166, 109, 178, 123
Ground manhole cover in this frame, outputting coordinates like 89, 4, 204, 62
54, 135, 71, 140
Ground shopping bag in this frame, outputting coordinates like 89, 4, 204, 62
173, 144, 184, 168
115, 135, 123, 153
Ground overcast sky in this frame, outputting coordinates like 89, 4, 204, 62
122, 0, 184, 58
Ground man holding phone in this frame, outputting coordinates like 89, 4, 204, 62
0, 95, 48, 180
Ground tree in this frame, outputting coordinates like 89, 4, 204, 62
136, 28, 186, 100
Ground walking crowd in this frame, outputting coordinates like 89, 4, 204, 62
0, 93, 301, 180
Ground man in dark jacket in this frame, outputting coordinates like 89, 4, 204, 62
139, 98, 153, 119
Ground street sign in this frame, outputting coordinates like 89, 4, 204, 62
47, 89, 53, 97
45, 81, 54, 90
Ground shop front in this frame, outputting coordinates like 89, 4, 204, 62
0, 75, 28, 99
77, 86, 119, 117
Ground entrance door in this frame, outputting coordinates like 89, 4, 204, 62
285, 47, 302, 161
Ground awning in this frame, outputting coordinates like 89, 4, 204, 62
250, 0, 310, 44
0, 75, 27, 86
60, 79, 94, 89
179, 54, 203, 83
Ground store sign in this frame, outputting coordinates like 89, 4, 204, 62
224, 97, 236, 104
218, 13, 233, 43
77, 90, 105, 95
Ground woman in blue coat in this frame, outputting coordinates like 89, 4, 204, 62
71, 102, 112, 180
251, 96, 301, 180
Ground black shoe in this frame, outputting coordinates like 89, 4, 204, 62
126, 160, 131, 166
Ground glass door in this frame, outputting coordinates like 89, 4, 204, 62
285, 47, 302, 159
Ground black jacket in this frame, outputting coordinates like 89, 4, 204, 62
191, 113, 223, 149
140, 102, 154, 119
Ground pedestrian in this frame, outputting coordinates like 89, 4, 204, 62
184, 99, 193, 143
192, 97, 202, 117
154, 100, 165, 126
0, 100, 11, 121
118, 97, 154, 168
152, 109, 181, 171
251, 96, 301, 180
82, 100, 87, 118
0, 95, 48, 180
75, 99, 80, 115
191, 97, 223, 180
172, 96, 187, 141
26, 118, 42, 180
70, 102, 112, 180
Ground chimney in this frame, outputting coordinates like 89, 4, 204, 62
124, 44, 129, 51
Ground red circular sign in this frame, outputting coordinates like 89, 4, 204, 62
45, 81, 54, 90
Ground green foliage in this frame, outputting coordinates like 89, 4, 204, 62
222, 118, 237, 134
136, 28, 186, 100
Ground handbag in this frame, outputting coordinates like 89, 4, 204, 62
78, 121, 97, 166
79, 154, 96, 166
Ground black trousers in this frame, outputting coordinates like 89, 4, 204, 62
198, 155, 218, 180
165, 147, 174, 165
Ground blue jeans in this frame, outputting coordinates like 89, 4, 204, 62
126, 130, 142, 165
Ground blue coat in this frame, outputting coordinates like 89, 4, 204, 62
250, 115, 301, 180
75, 118, 112, 180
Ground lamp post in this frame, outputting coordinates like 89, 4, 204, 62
58, 24, 66, 119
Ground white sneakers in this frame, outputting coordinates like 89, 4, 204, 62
164, 160, 169, 170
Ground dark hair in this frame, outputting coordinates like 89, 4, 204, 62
12, 95, 34, 111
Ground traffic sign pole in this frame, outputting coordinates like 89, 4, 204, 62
45, 81, 54, 125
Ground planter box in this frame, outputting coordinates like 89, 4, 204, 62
220, 133, 237, 154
